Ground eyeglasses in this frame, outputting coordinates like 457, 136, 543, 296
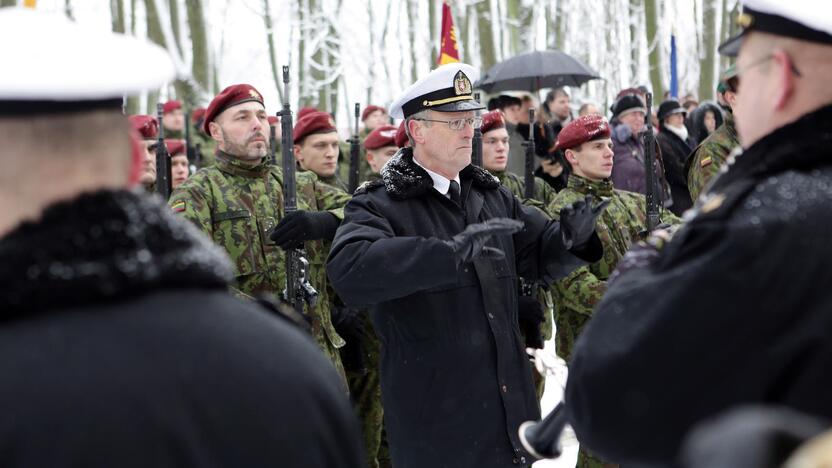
413, 117, 483, 131
735, 54, 802, 81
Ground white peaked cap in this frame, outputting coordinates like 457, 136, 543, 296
0, 7, 175, 101
389, 62, 484, 119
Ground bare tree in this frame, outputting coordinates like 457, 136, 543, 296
407, 0, 419, 83
699, 0, 718, 102
476, 0, 497, 70
263, 0, 284, 104
168, 0, 183, 56
144, 0, 166, 110
185, 0, 210, 99
644, 0, 664, 99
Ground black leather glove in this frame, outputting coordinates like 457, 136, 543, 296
559, 195, 610, 250
444, 218, 524, 266
270, 210, 340, 249
331, 306, 367, 373
517, 295, 545, 350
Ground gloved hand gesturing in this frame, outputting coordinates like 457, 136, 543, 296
444, 218, 524, 266
269, 210, 340, 250
559, 195, 610, 250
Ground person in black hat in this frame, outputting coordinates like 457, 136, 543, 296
327, 62, 607, 468
609, 89, 672, 208
564, 0, 832, 465
656, 99, 694, 215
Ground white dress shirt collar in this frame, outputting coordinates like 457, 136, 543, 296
413, 156, 461, 197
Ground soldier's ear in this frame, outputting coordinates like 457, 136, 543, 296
408, 119, 426, 145
208, 121, 222, 141
293, 144, 302, 161
564, 148, 579, 166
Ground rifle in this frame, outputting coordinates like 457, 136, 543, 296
184, 110, 197, 174
471, 92, 483, 167
523, 108, 536, 200
348, 103, 360, 192
154, 103, 172, 199
641, 92, 661, 232
268, 123, 277, 165
280, 65, 319, 314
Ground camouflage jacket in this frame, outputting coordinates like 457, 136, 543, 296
168, 151, 352, 377
546, 175, 651, 360
687, 112, 739, 201
493, 170, 558, 212
495, 170, 557, 341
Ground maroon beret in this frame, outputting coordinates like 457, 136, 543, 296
394, 120, 409, 148
203, 84, 265, 133
480, 110, 505, 134
267, 115, 280, 126
297, 106, 319, 121
363, 124, 398, 150
128, 115, 158, 140
162, 100, 182, 114
191, 107, 206, 124
294, 111, 337, 143
165, 139, 186, 156
361, 105, 386, 121
555, 114, 611, 151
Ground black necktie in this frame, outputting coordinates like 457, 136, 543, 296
448, 180, 461, 206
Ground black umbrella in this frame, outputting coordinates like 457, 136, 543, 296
475, 50, 601, 93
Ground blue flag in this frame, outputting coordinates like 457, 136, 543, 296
670, 34, 678, 99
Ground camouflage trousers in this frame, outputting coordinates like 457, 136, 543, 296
577, 447, 619, 468
345, 312, 392, 468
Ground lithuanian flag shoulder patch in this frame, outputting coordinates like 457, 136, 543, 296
700, 156, 713, 168
171, 200, 186, 213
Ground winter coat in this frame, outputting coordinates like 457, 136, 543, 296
656, 127, 695, 215
565, 104, 832, 466
610, 123, 670, 206
0, 189, 364, 468
327, 148, 601, 468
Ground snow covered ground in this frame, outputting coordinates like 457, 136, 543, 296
531, 338, 579, 468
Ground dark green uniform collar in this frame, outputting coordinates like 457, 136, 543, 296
215, 150, 270, 178
567, 174, 614, 198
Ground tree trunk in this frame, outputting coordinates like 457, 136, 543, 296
111, 0, 125, 33
367, 0, 376, 103
262, 0, 284, 104
130, 0, 137, 34
379, 0, 394, 102
168, 0, 183, 56
144, 0, 166, 112
630, 0, 641, 83
506, 0, 521, 55
185, 0, 210, 98
65, 0, 74, 19
520, 1, 535, 52
699, 0, 717, 102
0, 0, 17, 7
429, 0, 437, 65
548, 0, 566, 51
407, 0, 419, 83
476, 0, 497, 70
644, 0, 664, 100
463, 3, 473, 64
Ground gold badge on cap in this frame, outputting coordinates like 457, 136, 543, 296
453, 71, 472, 96
736, 12, 754, 28
249, 89, 262, 100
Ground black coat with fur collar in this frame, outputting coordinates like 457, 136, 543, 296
327, 148, 601, 468
566, 104, 832, 466
0, 190, 364, 468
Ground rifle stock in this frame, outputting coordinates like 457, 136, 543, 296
471, 92, 483, 167
523, 108, 536, 200
154, 103, 172, 199
280, 66, 318, 314
348, 103, 360, 193
642, 92, 661, 232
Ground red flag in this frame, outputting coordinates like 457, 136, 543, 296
437, 1, 460, 65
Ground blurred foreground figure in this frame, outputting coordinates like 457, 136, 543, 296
565, 1, 832, 465
0, 8, 364, 468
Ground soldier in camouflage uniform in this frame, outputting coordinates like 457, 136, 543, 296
294, 111, 350, 192
128, 114, 159, 193
546, 115, 679, 468
168, 84, 352, 382
160, 100, 185, 139
480, 110, 556, 399
687, 66, 740, 201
